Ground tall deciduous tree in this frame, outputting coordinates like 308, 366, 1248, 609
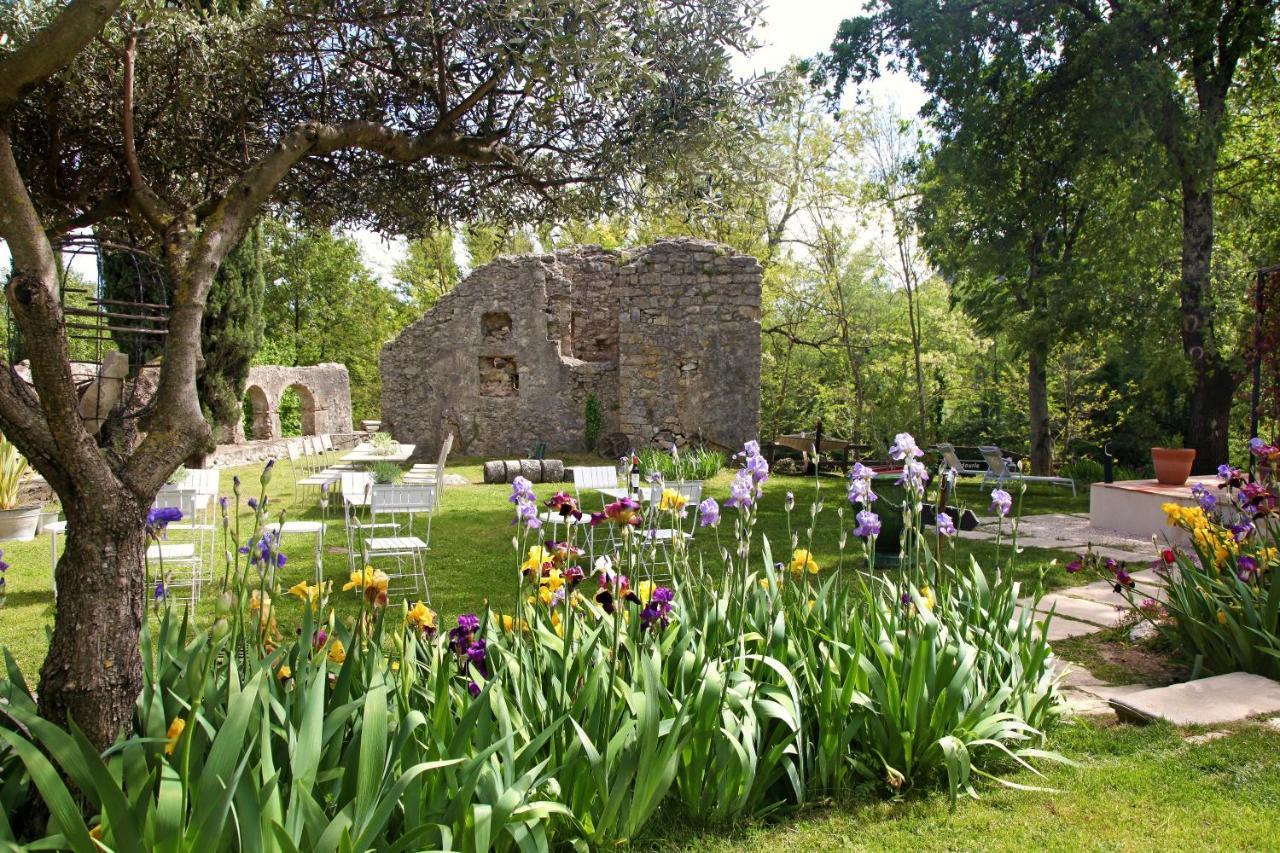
828, 0, 1279, 472
0, 0, 764, 746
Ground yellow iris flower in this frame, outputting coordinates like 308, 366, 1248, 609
789, 549, 819, 576
164, 717, 185, 755
659, 488, 688, 512
328, 639, 347, 664
521, 546, 549, 573
288, 579, 330, 605
406, 601, 436, 632
343, 566, 389, 593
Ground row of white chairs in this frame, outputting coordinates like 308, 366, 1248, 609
340, 472, 435, 600
286, 434, 355, 501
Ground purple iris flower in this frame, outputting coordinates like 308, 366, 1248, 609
467, 680, 481, 698
457, 614, 480, 634
724, 469, 756, 509
516, 501, 542, 529
0, 549, 10, 572
989, 489, 1012, 517
509, 476, 536, 505
1065, 558, 1083, 574
154, 579, 167, 601
745, 453, 769, 485
147, 506, 183, 528
785, 491, 795, 512
218, 495, 229, 512
698, 497, 720, 527
854, 509, 881, 537
888, 432, 923, 462
247, 497, 258, 511
1191, 482, 1216, 512
936, 512, 956, 537
466, 638, 488, 668
847, 463, 878, 506
1237, 556, 1260, 582
896, 460, 929, 492
1230, 521, 1254, 542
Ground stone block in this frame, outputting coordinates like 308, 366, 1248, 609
1109, 673, 1280, 726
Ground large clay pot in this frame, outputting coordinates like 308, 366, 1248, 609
1151, 447, 1196, 486
0, 505, 42, 541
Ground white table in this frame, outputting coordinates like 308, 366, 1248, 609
341, 443, 416, 464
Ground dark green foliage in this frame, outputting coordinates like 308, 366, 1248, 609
584, 393, 602, 451
199, 223, 266, 431
100, 228, 265, 433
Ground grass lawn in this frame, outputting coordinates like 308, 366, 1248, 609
11, 457, 1268, 850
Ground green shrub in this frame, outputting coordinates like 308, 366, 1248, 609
1060, 457, 1104, 484
584, 393, 602, 451
369, 460, 404, 484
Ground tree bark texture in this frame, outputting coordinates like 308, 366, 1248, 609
1179, 183, 1236, 472
1027, 339, 1052, 476
36, 491, 148, 748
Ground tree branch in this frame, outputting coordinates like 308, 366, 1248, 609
121, 31, 172, 231
0, 0, 124, 112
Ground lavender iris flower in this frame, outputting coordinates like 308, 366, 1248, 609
698, 497, 720, 527
936, 512, 956, 537
989, 489, 1012, 517
853, 509, 881, 537
724, 469, 755, 509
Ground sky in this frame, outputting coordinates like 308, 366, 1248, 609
3, 0, 927, 286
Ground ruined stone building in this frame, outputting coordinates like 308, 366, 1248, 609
380, 239, 762, 458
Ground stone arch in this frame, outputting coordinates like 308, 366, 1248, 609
229, 364, 353, 443
243, 384, 275, 440
284, 382, 319, 435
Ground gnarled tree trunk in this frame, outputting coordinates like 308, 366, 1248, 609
36, 484, 149, 747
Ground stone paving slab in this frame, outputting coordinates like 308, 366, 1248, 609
1008, 513, 1153, 552
1015, 610, 1101, 641
1110, 673, 1280, 726
1063, 580, 1166, 608
1061, 689, 1114, 717
1033, 593, 1129, 628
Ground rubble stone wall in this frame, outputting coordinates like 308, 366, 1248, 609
233, 363, 353, 442
380, 239, 761, 459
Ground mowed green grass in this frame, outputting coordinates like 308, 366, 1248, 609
0, 456, 1088, 681
647, 720, 1280, 851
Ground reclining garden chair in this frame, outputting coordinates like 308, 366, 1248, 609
978, 445, 1076, 496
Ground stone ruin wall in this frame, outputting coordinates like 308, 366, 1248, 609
230, 363, 353, 442
380, 239, 761, 459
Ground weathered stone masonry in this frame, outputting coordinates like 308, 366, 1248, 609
380, 239, 761, 458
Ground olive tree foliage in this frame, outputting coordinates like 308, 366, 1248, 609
0, 0, 769, 747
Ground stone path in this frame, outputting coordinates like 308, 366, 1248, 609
958, 512, 1157, 564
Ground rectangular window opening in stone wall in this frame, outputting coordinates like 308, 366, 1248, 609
481, 311, 512, 342
479, 355, 519, 397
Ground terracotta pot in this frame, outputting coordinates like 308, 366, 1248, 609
1151, 447, 1196, 486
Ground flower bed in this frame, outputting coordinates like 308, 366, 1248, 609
0, 434, 1066, 849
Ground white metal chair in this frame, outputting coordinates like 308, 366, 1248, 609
641, 480, 704, 536
978, 445, 1076, 496
570, 465, 622, 505
403, 432, 454, 508
262, 519, 327, 584
148, 489, 204, 604
362, 483, 436, 601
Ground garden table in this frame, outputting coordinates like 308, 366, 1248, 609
341, 442, 416, 464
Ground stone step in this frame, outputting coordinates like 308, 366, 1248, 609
1109, 673, 1280, 726
1060, 579, 1166, 609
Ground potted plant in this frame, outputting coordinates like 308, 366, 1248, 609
0, 435, 41, 541
36, 499, 61, 535
1151, 446, 1197, 486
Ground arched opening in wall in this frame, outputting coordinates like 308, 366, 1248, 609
242, 385, 272, 440
281, 383, 318, 436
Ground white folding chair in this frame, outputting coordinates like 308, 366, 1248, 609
149, 489, 204, 604
403, 433, 454, 508
641, 480, 704, 537
262, 519, 327, 584
570, 465, 622, 505
635, 481, 699, 581
362, 483, 436, 601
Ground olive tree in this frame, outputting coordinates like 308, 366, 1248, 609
0, 0, 765, 746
